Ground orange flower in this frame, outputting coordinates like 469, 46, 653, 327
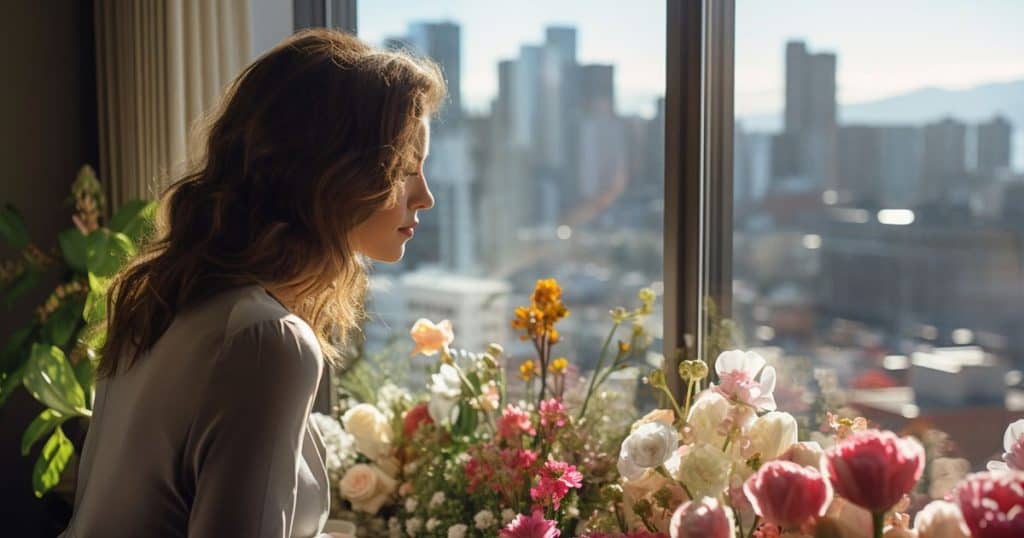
512, 279, 570, 343
519, 359, 537, 381
549, 357, 569, 375
409, 318, 454, 357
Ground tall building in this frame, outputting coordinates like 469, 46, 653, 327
407, 22, 462, 134
837, 126, 882, 206
878, 126, 923, 208
921, 118, 968, 204
977, 115, 1013, 176
782, 41, 837, 190
579, 64, 615, 115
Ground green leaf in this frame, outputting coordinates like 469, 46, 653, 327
82, 273, 110, 325
58, 229, 90, 273
42, 296, 85, 348
452, 401, 478, 437
2, 267, 40, 308
85, 230, 136, 278
32, 426, 73, 498
21, 409, 67, 455
108, 200, 156, 245
72, 341, 97, 399
0, 204, 29, 249
22, 344, 89, 417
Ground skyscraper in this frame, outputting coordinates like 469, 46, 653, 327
782, 41, 837, 190
977, 115, 1013, 176
407, 22, 462, 134
921, 118, 967, 204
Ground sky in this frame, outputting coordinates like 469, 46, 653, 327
359, 0, 1023, 119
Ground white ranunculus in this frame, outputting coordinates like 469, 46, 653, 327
913, 500, 970, 538
686, 390, 733, 447
339, 464, 397, 514
427, 364, 462, 425
672, 443, 733, 499
745, 411, 798, 460
341, 403, 393, 461
618, 421, 680, 477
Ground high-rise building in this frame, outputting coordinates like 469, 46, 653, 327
579, 64, 615, 115
782, 41, 837, 190
407, 22, 462, 134
878, 126, 922, 208
977, 115, 1013, 176
837, 126, 882, 206
921, 118, 968, 204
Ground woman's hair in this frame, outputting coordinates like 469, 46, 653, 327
100, 28, 446, 377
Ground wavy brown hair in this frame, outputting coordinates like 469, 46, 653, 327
100, 28, 446, 376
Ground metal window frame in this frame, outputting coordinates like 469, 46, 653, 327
294, 0, 357, 33
664, 0, 734, 396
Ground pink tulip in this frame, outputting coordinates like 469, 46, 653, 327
955, 471, 1024, 538
744, 460, 833, 531
825, 430, 925, 514
669, 497, 735, 538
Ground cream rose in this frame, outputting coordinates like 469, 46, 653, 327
342, 403, 393, 461
340, 464, 397, 514
745, 411, 798, 460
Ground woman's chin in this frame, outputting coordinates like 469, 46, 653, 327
365, 246, 405, 264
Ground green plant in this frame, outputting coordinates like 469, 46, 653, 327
0, 165, 155, 497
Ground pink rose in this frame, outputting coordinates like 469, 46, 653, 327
669, 497, 735, 538
955, 471, 1024, 538
744, 460, 833, 531
410, 318, 454, 357
825, 430, 925, 513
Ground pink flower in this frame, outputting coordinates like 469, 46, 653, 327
465, 444, 540, 505
955, 471, 1024, 537
825, 430, 925, 513
539, 398, 568, 429
499, 511, 560, 538
669, 497, 735, 538
988, 419, 1024, 472
712, 350, 777, 410
498, 404, 536, 442
580, 533, 669, 538
743, 460, 833, 531
409, 318, 454, 357
530, 459, 583, 510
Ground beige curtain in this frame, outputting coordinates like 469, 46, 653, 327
94, 0, 252, 209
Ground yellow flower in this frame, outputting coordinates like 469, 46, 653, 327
618, 340, 631, 354
549, 357, 569, 375
513, 278, 570, 343
519, 359, 537, 381
636, 287, 655, 315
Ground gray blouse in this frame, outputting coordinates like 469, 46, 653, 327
61, 285, 330, 538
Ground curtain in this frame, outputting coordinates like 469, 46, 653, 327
93, 0, 252, 209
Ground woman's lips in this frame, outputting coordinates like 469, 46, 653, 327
398, 227, 415, 238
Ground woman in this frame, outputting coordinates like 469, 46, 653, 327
61, 28, 444, 538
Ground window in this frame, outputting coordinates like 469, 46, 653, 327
356, 1, 666, 404
727, 0, 1024, 468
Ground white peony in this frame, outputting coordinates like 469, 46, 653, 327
341, 403, 393, 461
428, 364, 462, 425
339, 464, 397, 514
672, 443, 733, 499
913, 500, 970, 538
618, 421, 680, 480
447, 523, 468, 538
745, 411, 798, 460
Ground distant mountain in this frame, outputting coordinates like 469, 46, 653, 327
738, 79, 1024, 132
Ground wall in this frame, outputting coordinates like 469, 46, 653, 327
0, 2, 98, 536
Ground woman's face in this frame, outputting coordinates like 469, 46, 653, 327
350, 118, 434, 263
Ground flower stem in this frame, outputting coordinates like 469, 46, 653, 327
681, 379, 695, 424
578, 321, 621, 420
872, 511, 885, 538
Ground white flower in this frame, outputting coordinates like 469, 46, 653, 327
713, 349, 777, 410
429, 491, 446, 508
376, 382, 413, 420
470, 380, 501, 412
388, 517, 402, 538
988, 418, 1024, 471
672, 443, 733, 499
686, 390, 733, 447
929, 457, 970, 499
405, 517, 423, 536
405, 497, 418, 512
428, 364, 463, 425
913, 500, 970, 537
342, 403, 394, 461
745, 411, 798, 460
311, 412, 357, 473
426, 518, 440, 532
501, 508, 517, 524
617, 421, 679, 480
339, 464, 397, 514
447, 523, 468, 538
474, 510, 496, 529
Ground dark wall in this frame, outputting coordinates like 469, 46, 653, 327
0, 1, 98, 536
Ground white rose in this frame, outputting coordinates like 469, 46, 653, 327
672, 443, 732, 499
339, 464, 397, 514
746, 411, 798, 460
342, 403, 393, 461
687, 390, 733, 447
913, 500, 970, 538
618, 421, 679, 479
474, 510, 496, 529
447, 523, 468, 538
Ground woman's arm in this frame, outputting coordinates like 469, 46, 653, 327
186, 318, 323, 538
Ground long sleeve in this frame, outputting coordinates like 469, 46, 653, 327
186, 318, 324, 538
